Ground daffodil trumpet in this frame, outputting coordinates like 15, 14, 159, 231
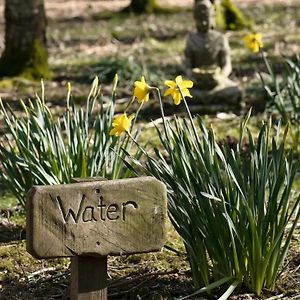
162, 75, 194, 141
244, 33, 263, 53
133, 76, 151, 103
109, 113, 135, 137
164, 75, 193, 105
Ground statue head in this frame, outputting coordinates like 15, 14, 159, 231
194, 0, 215, 33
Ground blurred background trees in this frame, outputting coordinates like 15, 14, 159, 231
0, 0, 51, 79
216, 0, 252, 30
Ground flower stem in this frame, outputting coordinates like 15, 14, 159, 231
131, 101, 144, 130
124, 96, 135, 113
178, 88, 201, 145
260, 49, 274, 79
127, 101, 144, 149
154, 87, 169, 140
127, 132, 148, 157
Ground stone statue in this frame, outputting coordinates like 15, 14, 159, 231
184, 0, 241, 112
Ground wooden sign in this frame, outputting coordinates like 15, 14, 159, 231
26, 177, 167, 259
26, 177, 167, 300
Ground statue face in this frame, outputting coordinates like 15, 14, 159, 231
194, 2, 215, 32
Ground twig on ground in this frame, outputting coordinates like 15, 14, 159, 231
265, 294, 284, 300
164, 244, 185, 256
27, 267, 57, 279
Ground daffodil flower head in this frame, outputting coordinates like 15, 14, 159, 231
134, 76, 150, 103
109, 113, 135, 137
164, 75, 193, 105
244, 33, 263, 53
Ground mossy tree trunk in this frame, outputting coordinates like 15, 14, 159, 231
215, 0, 252, 31
126, 0, 158, 13
0, 0, 51, 79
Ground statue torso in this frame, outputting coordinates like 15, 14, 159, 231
185, 30, 228, 69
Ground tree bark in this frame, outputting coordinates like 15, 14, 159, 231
215, 0, 252, 31
0, 0, 51, 79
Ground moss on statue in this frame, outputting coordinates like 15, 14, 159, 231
0, 40, 51, 80
216, 0, 252, 31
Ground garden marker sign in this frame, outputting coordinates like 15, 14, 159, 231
26, 177, 167, 300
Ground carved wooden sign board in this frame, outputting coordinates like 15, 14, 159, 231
26, 177, 167, 300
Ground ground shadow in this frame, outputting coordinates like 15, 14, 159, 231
0, 267, 193, 299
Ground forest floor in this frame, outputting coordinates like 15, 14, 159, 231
0, 0, 299, 110
0, 0, 300, 299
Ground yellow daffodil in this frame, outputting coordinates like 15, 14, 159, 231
134, 76, 150, 103
244, 33, 263, 53
164, 75, 193, 105
109, 113, 135, 137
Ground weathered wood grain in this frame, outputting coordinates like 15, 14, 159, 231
70, 256, 107, 300
26, 177, 167, 258
70, 178, 108, 300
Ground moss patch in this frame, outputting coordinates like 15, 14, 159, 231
216, 0, 253, 31
0, 39, 52, 81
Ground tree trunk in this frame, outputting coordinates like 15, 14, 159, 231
215, 0, 252, 31
0, 0, 51, 79
126, 0, 158, 13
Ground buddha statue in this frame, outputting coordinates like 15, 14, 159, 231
184, 0, 241, 110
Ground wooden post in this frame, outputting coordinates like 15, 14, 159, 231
70, 256, 107, 300
71, 177, 108, 300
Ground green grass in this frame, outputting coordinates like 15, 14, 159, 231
0, 193, 18, 210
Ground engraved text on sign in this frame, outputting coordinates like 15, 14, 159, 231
26, 177, 167, 258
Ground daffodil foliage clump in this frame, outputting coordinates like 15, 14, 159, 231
1, 67, 299, 298
113, 74, 300, 298
0, 77, 139, 207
